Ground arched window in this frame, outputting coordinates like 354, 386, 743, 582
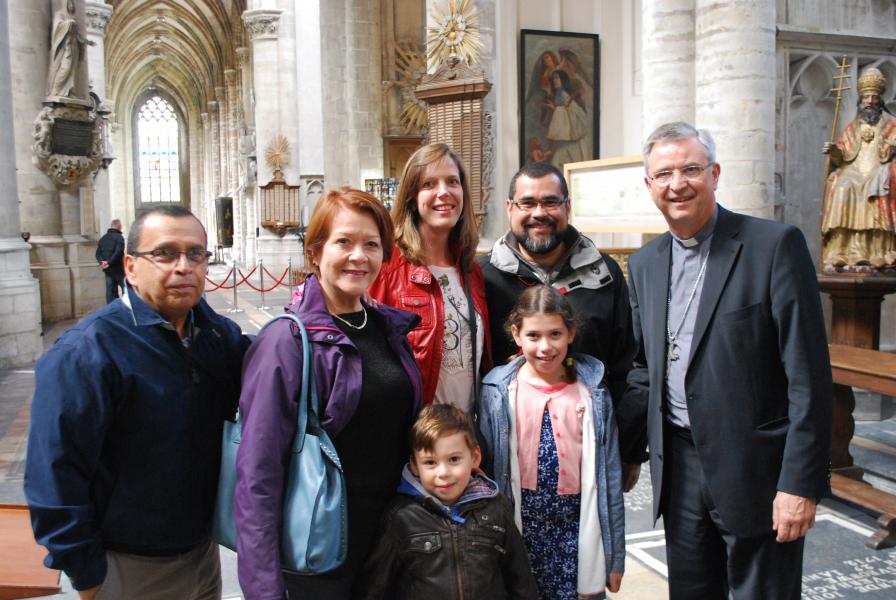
136, 96, 181, 203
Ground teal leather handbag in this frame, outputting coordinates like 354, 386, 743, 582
212, 313, 348, 573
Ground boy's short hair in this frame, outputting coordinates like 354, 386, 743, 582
410, 404, 479, 457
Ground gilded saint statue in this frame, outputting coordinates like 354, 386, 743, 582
47, 0, 92, 99
821, 67, 896, 271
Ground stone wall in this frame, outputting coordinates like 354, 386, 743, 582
320, 0, 384, 188
484, 0, 642, 248
775, 1, 896, 347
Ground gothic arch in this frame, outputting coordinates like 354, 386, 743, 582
130, 88, 190, 211
103, 0, 247, 229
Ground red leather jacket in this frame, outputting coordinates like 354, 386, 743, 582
369, 246, 492, 405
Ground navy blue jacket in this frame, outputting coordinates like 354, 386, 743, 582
25, 287, 250, 590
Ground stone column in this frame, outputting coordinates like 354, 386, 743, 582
320, 0, 383, 187
236, 47, 253, 129
207, 100, 221, 195
0, 0, 41, 366
641, 0, 696, 135
85, 1, 113, 234
295, 0, 323, 182
224, 69, 243, 261
695, 0, 775, 218
215, 86, 228, 194
243, 8, 282, 187
10, 1, 55, 238
225, 69, 239, 189
244, 7, 299, 268
235, 46, 257, 265
201, 112, 217, 248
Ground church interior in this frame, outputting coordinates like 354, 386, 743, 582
0, 0, 895, 597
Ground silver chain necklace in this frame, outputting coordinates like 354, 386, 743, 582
666, 253, 709, 373
331, 306, 368, 330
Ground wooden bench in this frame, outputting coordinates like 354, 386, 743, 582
828, 344, 896, 549
829, 343, 896, 396
0, 504, 60, 600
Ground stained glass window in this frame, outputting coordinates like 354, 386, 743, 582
137, 96, 180, 203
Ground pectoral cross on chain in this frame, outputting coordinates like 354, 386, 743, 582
666, 335, 680, 373
666, 253, 710, 375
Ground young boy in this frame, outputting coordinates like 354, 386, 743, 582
359, 405, 538, 600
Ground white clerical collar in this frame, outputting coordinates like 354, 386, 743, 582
672, 206, 718, 248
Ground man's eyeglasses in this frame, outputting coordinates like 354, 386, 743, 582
130, 247, 213, 265
510, 197, 568, 212
647, 163, 713, 186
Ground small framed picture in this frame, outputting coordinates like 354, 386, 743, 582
565, 155, 667, 234
519, 29, 600, 170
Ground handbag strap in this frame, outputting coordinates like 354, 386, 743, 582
257, 313, 321, 451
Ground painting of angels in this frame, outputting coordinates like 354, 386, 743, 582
519, 30, 599, 169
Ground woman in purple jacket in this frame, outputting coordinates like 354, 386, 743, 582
235, 187, 424, 600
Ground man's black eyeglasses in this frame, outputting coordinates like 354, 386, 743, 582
510, 197, 568, 212
130, 248, 213, 265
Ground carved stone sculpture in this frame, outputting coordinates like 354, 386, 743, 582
47, 0, 93, 100
822, 67, 896, 271
32, 104, 102, 186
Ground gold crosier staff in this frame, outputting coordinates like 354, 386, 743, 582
821, 55, 851, 229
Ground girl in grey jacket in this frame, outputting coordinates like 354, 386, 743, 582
477, 285, 625, 598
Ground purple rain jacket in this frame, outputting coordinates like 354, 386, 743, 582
234, 274, 424, 599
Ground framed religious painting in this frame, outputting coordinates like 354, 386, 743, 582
519, 29, 600, 170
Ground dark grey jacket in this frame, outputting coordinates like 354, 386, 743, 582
626, 205, 833, 537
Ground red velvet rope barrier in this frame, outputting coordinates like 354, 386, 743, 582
204, 267, 235, 291
204, 265, 257, 291
242, 266, 291, 293
235, 265, 259, 286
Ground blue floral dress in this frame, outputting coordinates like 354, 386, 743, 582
521, 409, 604, 599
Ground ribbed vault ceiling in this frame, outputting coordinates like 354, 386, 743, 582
105, 0, 246, 118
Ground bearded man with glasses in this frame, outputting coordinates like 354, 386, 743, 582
26, 205, 250, 600
478, 161, 645, 489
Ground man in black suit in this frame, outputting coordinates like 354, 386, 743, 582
96, 219, 125, 303
625, 122, 832, 599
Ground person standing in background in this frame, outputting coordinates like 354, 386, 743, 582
96, 219, 125, 303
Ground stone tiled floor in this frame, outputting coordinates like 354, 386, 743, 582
2, 265, 895, 598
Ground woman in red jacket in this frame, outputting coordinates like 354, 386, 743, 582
369, 143, 490, 412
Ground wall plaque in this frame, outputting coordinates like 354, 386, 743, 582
50, 118, 94, 156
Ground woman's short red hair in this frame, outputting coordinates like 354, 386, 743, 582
303, 187, 394, 273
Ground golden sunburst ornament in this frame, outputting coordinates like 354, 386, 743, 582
264, 135, 290, 173
392, 40, 428, 132
427, 0, 482, 66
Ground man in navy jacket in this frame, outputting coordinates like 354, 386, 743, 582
26, 205, 249, 599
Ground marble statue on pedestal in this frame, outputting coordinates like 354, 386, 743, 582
47, 0, 92, 100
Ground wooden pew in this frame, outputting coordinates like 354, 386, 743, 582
0, 504, 60, 599
828, 344, 896, 549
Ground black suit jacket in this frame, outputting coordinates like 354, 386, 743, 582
95, 228, 125, 278
626, 205, 832, 537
